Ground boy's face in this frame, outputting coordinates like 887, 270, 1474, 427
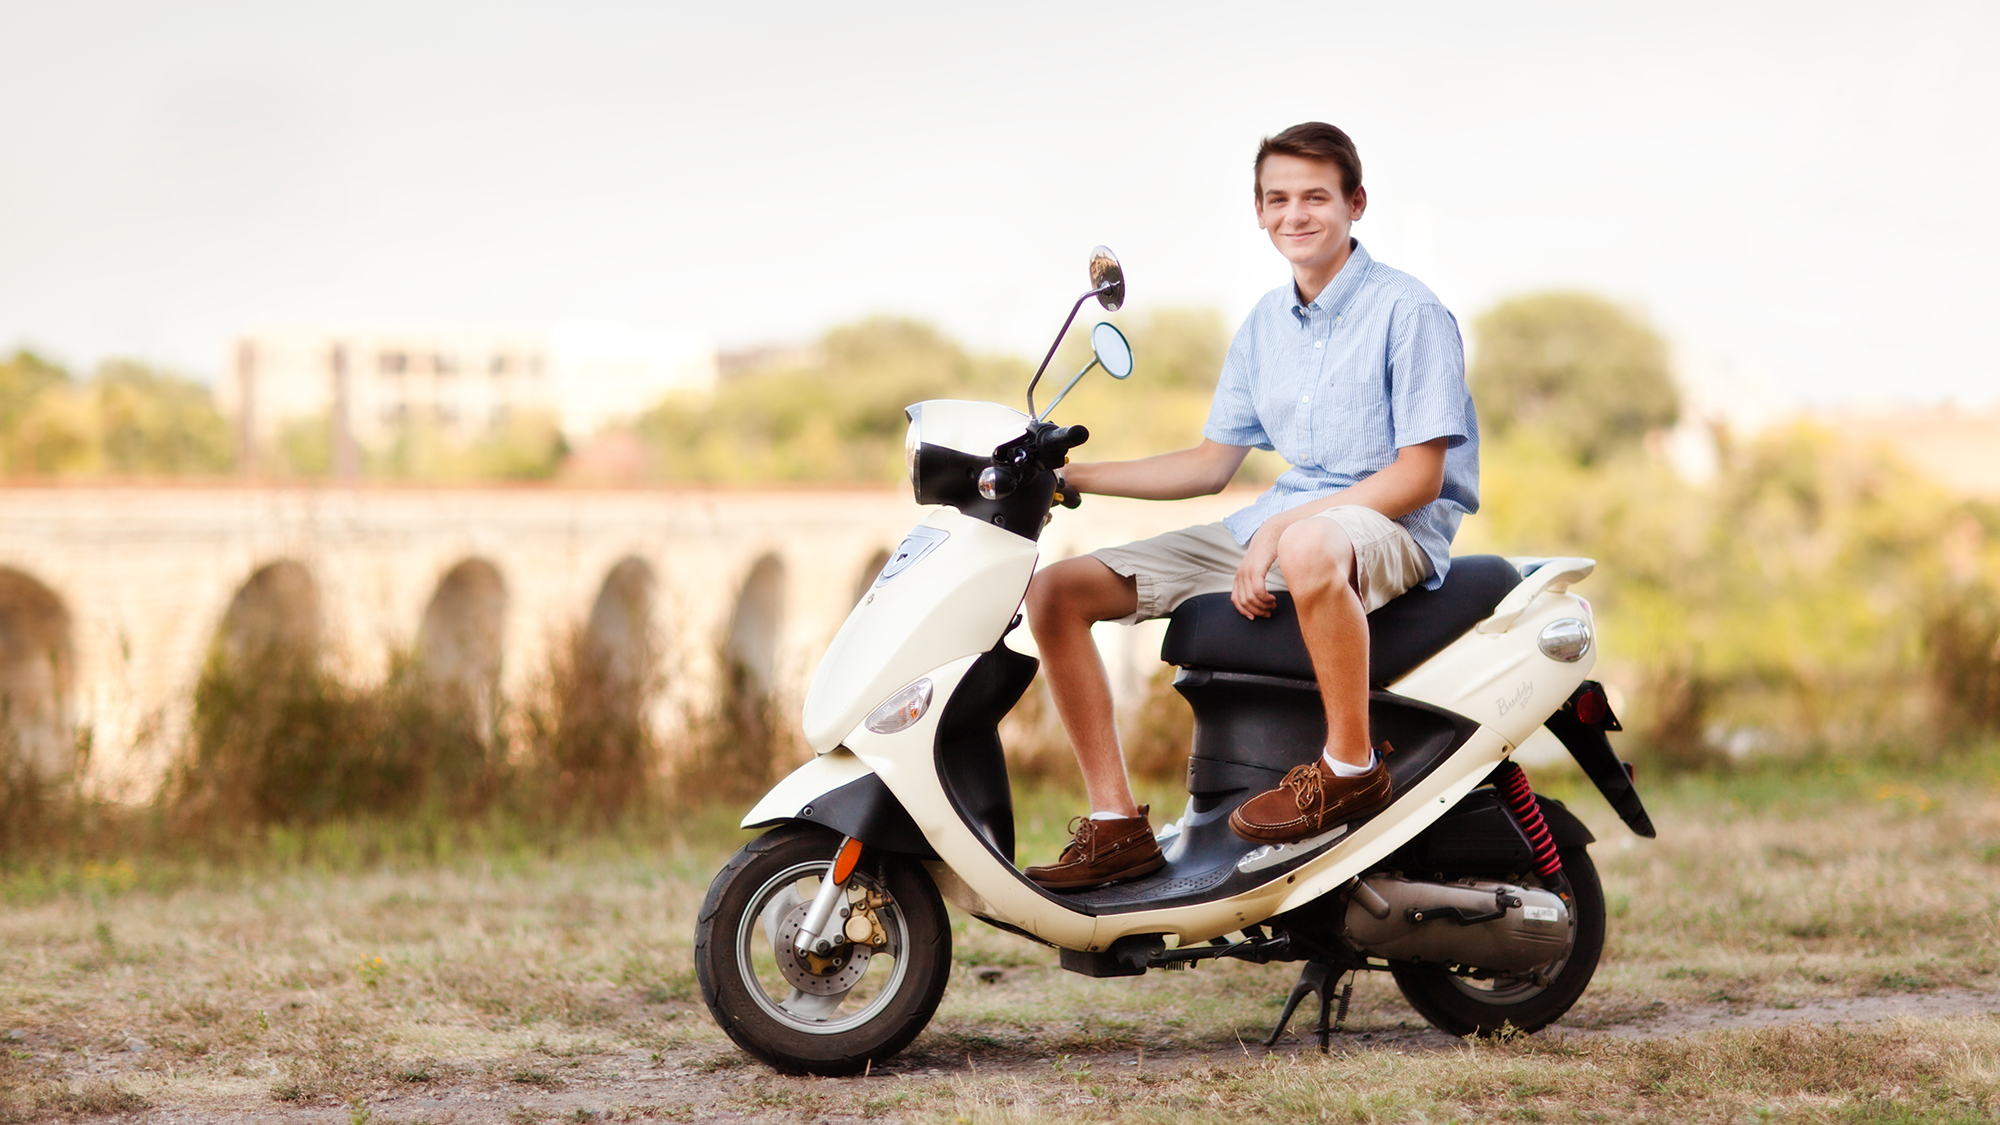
1255, 153, 1367, 277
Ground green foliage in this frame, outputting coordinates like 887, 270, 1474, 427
1053, 305, 1230, 392
1040, 306, 1284, 480
635, 310, 1259, 483
92, 360, 233, 474
0, 351, 233, 476
0, 350, 68, 462
371, 409, 568, 481
1472, 292, 1679, 466
639, 318, 1022, 483
274, 413, 332, 477
1466, 421, 1980, 768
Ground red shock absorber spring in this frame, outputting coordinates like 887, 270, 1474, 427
1494, 760, 1563, 878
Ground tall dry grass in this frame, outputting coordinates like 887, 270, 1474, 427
513, 623, 662, 822
1926, 577, 2000, 736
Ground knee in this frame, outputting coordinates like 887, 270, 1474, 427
1276, 520, 1355, 593
1025, 559, 1090, 626
1026, 557, 1129, 632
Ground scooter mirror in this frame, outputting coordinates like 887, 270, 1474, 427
1088, 246, 1125, 312
1091, 322, 1134, 380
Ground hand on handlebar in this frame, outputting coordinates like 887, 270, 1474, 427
1054, 470, 1082, 509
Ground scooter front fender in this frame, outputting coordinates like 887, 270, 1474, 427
740, 747, 938, 857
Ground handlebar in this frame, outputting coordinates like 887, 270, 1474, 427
982, 422, 1091, 507
991, 421, 1089, 475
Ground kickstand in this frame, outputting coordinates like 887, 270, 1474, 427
1264, 961, 1354, 1052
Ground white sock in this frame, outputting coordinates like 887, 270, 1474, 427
1089, 810, 1131, 821
1322, 748, 1377, 777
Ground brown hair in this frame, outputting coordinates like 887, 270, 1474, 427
1254, 122, 1363, 203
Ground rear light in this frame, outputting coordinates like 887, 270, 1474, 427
1575, 685, 1608, 726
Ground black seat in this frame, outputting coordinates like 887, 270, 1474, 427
1160, 555, 1522, 688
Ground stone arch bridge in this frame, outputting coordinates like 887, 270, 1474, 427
0, 484, 1245, 793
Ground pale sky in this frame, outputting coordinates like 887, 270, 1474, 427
2, 0, 1994, 406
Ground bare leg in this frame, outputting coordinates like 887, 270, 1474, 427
1024, 556, 1142, 816
1275, 520, 1371, 768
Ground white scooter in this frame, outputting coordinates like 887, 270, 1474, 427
694, 248, 1655, 1076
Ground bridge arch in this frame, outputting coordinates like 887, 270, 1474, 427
216, 559, 321, 671
586, 555, 659, 695
0, 567, 76, 784
416, 557, 507, 724
725, 553, 785, 700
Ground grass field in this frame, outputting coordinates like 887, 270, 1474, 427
2, 750, 1998, 1123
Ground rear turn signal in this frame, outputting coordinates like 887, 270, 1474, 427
1537, 617, 1593, 662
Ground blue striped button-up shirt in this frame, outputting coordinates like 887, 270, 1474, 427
1203, 240, 1479, 589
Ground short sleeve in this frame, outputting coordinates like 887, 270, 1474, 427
1389, 302, 1471, 450
1203, 320, 1273, 450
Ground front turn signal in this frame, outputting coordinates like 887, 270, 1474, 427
865, 678, 934, 734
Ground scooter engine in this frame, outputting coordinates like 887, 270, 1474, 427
1341, 874, 1571, 973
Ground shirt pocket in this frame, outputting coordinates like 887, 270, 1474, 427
1321, 354, 1395, 471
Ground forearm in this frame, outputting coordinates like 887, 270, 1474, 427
1064, 440, 1250, 501
1259, 439, 1447, 534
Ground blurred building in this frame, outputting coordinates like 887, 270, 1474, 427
220, 323, 716, 471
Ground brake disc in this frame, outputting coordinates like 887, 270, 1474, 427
772, 901, 873, 996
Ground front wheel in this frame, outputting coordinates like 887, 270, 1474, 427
1390, 844, 1606, 1037
694, 823, 951, 1075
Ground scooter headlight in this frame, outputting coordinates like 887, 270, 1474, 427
903, 406, 923, 498
1537, 617, 1593, 663
865, 678, 933, 735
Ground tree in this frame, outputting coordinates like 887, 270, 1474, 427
633, 310, 1251, 484
639, 318, 1023, 483
0, 351, 67, 431
92, 361, 233, 475
0, 351, 73, 473
1471, 292, 1679, 465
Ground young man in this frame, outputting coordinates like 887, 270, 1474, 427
1021, 122, 1479, 891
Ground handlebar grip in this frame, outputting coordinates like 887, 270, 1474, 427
1050, 424, 1090, 451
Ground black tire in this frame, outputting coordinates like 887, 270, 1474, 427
694, 823, 951, 1075
1390, 844, 1606, 1037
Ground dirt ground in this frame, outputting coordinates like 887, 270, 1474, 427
9, 982, 1998, 1123
5, 767, 1999, 1122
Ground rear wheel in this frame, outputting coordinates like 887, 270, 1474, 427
1390, 845, 1606, 1036
694, 824, 951, 1075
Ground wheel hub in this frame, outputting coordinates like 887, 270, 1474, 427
773, 902, 874, 995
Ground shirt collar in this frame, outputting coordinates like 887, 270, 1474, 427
1291, 239, 1372, 321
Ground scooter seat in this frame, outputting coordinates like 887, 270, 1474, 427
1159, 554, 1523, 687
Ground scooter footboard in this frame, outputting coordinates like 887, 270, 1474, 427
739, 749, 939, 858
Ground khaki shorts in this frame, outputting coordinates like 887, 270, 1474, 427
1088, 506, 1434, 625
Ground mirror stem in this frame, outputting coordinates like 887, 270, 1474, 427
1026, 283, 1118, 418
1036, 359, 1101, 422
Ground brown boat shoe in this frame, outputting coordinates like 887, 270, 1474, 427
1025, 805, 1167, 891
1229, 754, 1394, 844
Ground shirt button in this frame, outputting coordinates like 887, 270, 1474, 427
1300, 394, 1311, 404
1314, 341, 1323, 348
